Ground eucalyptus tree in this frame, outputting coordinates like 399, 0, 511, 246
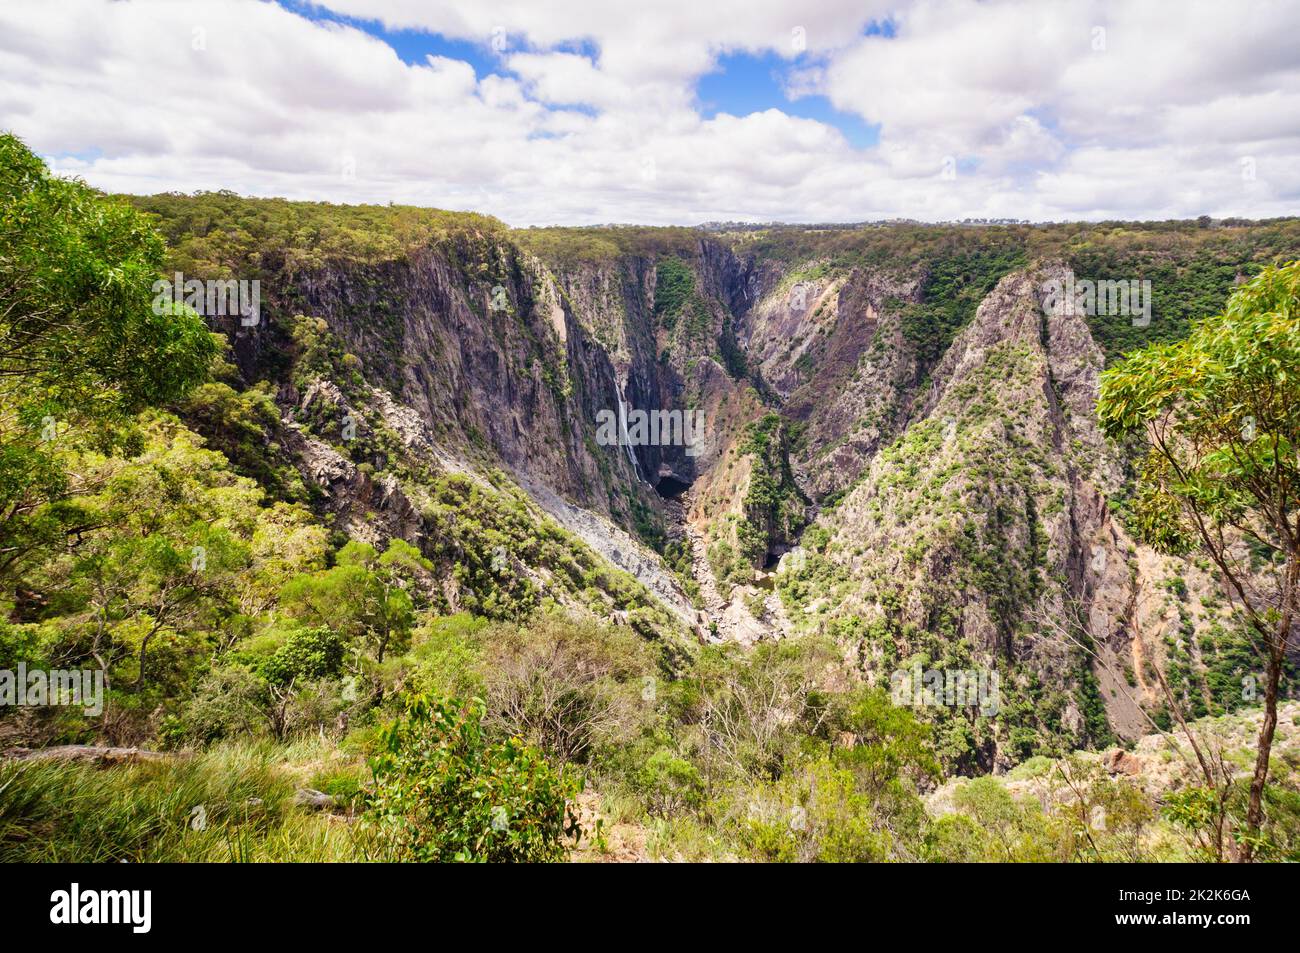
1099, 261, 1300, 860
0, 133, 215, 582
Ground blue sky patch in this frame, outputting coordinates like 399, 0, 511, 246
277, 1, 506, 76
864, 18, 897, 38
695, 51, 879, 148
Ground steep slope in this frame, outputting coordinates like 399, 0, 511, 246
771, 261, 1271, 769
131, 195, 1296, 765
742, 267, 923, 502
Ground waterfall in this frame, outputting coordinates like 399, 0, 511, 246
615, 380, 645, 482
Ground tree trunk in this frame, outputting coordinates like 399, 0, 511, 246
133, 620, 167, 691
134, 633, 152, 690
1242, 645, 1283, 861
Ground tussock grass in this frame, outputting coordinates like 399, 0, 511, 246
0, 741, 364, 862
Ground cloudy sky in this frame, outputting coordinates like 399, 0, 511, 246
2, 0, 1297, 225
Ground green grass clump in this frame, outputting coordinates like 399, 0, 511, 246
0, 741, 363, 862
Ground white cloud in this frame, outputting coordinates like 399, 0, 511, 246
0, 0, 1297, 224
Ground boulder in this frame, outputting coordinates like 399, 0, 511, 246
292, 788, 336, 810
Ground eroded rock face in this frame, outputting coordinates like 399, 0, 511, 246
221, 236, 785, 639
216, 223, 1238, 756
765, 263, 1229, 760
291, 248, 630, 516
819, 267, 1085, 655
516, 477, 699, 627
780, 272, 923, 502
282, 386, 424, 549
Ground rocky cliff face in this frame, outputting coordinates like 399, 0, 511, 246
286, 244, 629, 514
744, 268, 923, 501
180, 209, 1251, 762
768, 263, 1241, 764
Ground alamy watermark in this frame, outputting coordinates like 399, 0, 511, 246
152, 272, 261, 326
50, 883, 151, 933
0, 664, 103, 716
595, 400, 705, 457
1042, 275, 1151, 327
890, 664, 1000, 716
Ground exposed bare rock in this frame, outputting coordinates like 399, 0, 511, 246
750, 270, 922, 502
280, 422, 423, 548
519, 476, 699, 629
291, 788, 336, 810
219, 226, 1251, 758
1101, 747, 1147, 776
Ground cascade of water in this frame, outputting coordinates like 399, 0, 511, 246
614, 380, 644, 482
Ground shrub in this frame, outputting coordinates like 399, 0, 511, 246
948, 776, 1056, 861
363, 694, 582, 862
258, 626, 345, 686
739, 758, 890, 862
924, 814, 992, 862
478, 615, 653, 765
635, 749, 705, 817
169, 665, 268, 745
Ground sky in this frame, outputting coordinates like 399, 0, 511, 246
1, 0, 1297, 226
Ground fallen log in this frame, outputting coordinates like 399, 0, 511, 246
2, 745, 187, 765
